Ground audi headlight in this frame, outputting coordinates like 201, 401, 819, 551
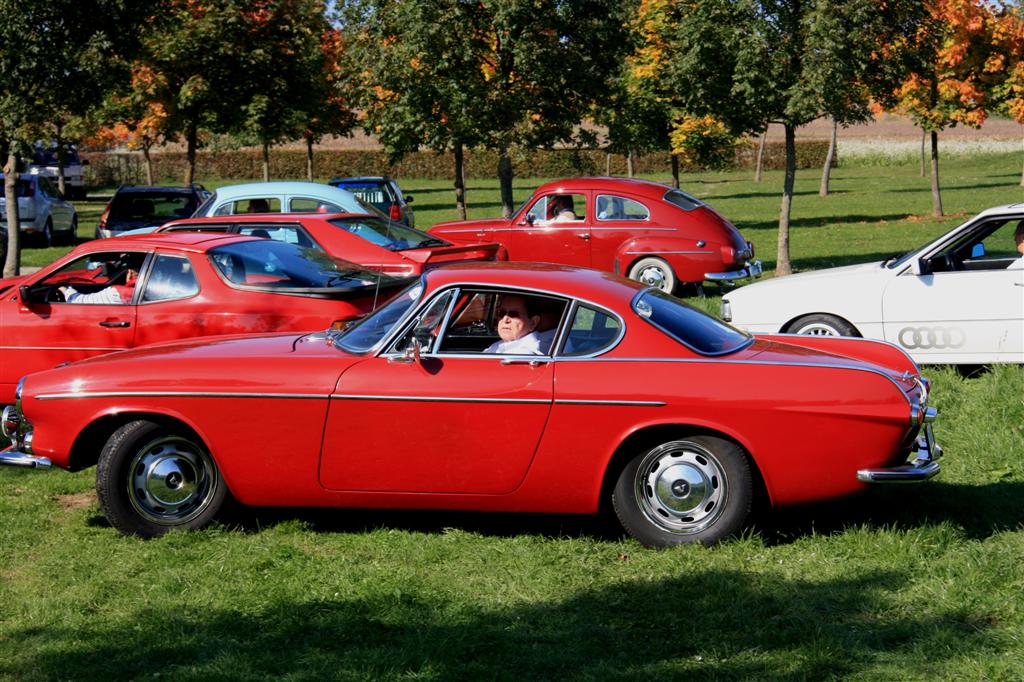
720, 299, 732, 322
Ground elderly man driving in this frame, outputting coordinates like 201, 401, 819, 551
485, 294, 545, 355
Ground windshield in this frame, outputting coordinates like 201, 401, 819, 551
633, 289, 752, 355
335, 280, 424, 353
329, 217, 448, 250
207, 240, 395, 291
333, 181, 393, 210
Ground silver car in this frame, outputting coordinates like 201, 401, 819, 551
0, 173, 78, 247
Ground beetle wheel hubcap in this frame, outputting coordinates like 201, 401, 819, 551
634, 441, 727, 534
636, 265, 668, 290
796, 322, 838, 336
128, 436, 219, 526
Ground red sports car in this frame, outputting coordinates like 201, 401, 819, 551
429, 177, 761, 294
0, 232, 407, 404
1, 263, 941, 546
156, 212, 503, 277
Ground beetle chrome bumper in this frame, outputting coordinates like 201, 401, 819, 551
705, 260, 763, 283
857, 423, 942, 483
0, 447, 51, 468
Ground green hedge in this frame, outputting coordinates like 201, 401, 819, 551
82, 140, 831, 187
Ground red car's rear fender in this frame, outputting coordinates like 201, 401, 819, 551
759, 334, 919, 376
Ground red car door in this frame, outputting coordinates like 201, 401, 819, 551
319, 354, 553, 494
0, 291, 136, 402
509, 193, 592, 266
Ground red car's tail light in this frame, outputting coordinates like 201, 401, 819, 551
98, 202, 112, 229
389, 204, 402, 221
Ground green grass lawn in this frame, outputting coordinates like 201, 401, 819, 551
3, 154, 1024, 679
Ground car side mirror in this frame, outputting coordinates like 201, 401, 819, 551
18, 284, 41, 305
971, 243, 985, 258
525, 213, 536, 226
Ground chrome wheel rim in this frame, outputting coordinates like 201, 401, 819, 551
634, 441, 727, 535
635, 265, 670, 291
127, 436, 219, 526
795, 322, 838, 336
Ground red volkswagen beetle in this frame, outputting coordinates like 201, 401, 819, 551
1, 263, 941, 546
156, 212, 503, 277
429, 177, 761, 294
0, 232, 408, 404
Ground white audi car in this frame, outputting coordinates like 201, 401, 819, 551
721, 204, 1024, 364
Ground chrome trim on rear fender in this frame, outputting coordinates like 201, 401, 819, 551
0, 448, 51, 468
857, 424, 943, 483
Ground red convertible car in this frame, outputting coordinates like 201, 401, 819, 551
155, 212, 503, 277
429, 177, 761, 294
0, 233, 407, 404
0, 263, 941, 547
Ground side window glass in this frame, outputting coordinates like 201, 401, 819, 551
437, 290, 566, 355
213, 202, 234, 217
525, 196, 548, 224
596, 195, 649, 221
39, 251, 146, 305
289, 197, 343, 213
392, 290, 456, 355
561, 305, 622, 356
220, 198, 281, 216
142, 254, 199, 303
534, 193, 585, 223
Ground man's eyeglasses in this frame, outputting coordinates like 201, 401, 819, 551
496, 307, 526, 319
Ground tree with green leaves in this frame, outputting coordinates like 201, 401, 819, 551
666, 0, 923, 275
347, 0, 633, 218
0, 0, 150, 276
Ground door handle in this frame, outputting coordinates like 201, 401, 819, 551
500, 358, 550, 367
99, 320, 130, 328
577, 233, 591, 240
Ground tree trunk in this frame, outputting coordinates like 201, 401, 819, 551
605, 152, 611, 176
819, 118, 837, 197
306, 135, 315, 181
262, 142, 270, 182
3, 150, 21, 278
919, 127, 926, 177
184, 124, 198, 185
755, 132, 767, 182
930, 130, 943, 217
454, 141, 467, 220
55, 125, 67, 197
143, 146, 154, 185
626, 148, 635, 178
1020, 135, 1023, 187
776, 124, 796, 277
671, 154, 680, 188
498, 147, 514, 218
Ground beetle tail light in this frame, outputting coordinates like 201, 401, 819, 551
389, 203, 402, 221
98, 201, 112, 229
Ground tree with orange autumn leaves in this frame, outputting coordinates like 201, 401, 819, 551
886, 0, 1024, 215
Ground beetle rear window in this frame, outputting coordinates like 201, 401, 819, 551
663, 189, 704, 212
633, 289, 751, 355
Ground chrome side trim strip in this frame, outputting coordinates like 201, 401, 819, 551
332, 394, 551, 404
36, 391, 328, 400
555, 399, 666, 406
624, 250, 707, 255
0, 346, 127, 352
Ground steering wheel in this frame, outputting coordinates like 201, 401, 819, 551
46, 286, 66, 303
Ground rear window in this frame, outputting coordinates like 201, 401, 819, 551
633, 289, 751, 355
207, 240, 392, 292
333, 181, 393, 210
110, 192, 199, 221
328, 217, 446, 251
663, 189, 704, 212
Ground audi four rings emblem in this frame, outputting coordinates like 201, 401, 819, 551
897, 327, 966, 349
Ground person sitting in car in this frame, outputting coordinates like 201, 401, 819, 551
60, 267, 138, 304
485, 294, 545, 354
1010, 221, 1024, 269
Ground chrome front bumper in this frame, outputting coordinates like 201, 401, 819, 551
857, 423, 942, 483
0, 447, 51, 468
705, 259, 763, 283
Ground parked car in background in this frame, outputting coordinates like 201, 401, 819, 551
193, 182, 374, 218
0, 173, 77, 247
0, 232, 407, 404
429, 177, 761, 295
722, 204, 1024, 364
28, 143, 88, 199
95, 185, 211, 239
328, 176, 415, 226
1, 263, 941, 545
156, 213, 503, 277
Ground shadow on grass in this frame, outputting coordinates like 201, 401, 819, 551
738, 213, 917, 231
4, 561, 995, 679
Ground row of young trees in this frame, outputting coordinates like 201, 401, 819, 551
2, 0, 1023, 278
